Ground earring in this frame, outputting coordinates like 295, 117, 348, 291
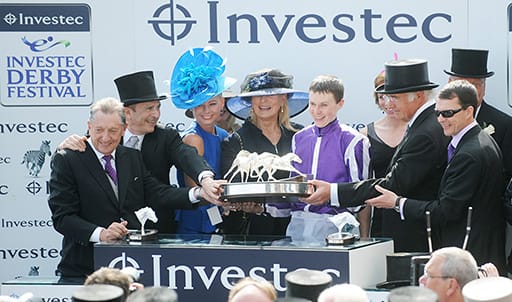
280, 107, 284, 113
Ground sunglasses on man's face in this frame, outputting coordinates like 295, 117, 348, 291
434, 107, 463, 118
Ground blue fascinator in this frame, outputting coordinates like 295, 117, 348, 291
171, 47, 236, 110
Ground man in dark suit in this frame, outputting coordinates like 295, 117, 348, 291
59, 71, 223, 233
302, 59, 450, 252
48, 97, 221, 280
445, 48, 512, 180
366, 80, 506, 274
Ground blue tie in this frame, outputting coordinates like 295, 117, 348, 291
102, 155, 118, 185
447, 144, 455, 162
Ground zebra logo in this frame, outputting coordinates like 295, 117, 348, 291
21, 140, 52, 177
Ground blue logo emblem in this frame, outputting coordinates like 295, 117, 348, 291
22, 36, 71, 52
148, 0, 196, 46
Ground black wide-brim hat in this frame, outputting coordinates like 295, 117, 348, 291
375, 59, 439, 94
114, 71, 167, 106
444, 48, 495, 78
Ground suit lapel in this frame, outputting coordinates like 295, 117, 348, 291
391, 105, 434, 165
115, 145, 131, 208
81, 143, 119, 205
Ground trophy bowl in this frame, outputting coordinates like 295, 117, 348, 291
325, 232, 357, 246
220, 181, 314, 203
127, 229, 158, 242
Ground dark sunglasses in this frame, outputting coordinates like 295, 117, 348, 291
434, 108, 463, 118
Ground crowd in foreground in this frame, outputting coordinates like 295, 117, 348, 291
2, 247, 512, 302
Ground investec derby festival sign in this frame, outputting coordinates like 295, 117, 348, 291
0, 4, 92, 106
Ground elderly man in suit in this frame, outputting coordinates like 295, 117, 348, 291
59, 71, 224, 233
48, 97, 223, 280
419, 247, 478, 302
367, 80, 506, 273
302, 59, 450, 252
445, 48, 512, 180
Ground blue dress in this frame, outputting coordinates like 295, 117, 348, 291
176, 121, 228, 234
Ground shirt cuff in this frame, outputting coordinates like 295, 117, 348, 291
90, 227, 103, 243
189, 187, 201, 204
198, 171, 214, 183
399, 198, 406, 220
330, 183, 340, 207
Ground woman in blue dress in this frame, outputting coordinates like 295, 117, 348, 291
170, 47, 236, 234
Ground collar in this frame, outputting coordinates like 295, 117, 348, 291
313, 118, 338, 137
124, 129, 145, 145
408, 99, 435, 128
449, 120, 479, 149
88, 137, 117, 161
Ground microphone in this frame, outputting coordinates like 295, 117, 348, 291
462, 206, 472, 250
425, 211, 433, 254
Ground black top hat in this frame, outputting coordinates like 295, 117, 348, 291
444, 48, 495, 78
376, 252, 428, 290
114, 71, 167, 106
285, 269, 332, 302
72, 284, 124, 302
375, 59, 439, 94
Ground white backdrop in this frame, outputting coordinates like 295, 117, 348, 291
0, 0, 511, 284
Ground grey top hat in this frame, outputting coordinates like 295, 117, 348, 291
114, 71, 167, 106
388, 286, 438, 302
462, 277, 512, 302
72, 284, 124, 302
375, 59, 439, 94
444, 48, 495, 78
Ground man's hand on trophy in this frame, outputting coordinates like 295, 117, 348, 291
300, 179, 330, 206
100, 221, 128, 242
199, 176, 227, 206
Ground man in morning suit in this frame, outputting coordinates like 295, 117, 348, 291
59, 71, 224, 233
445, 49, 512, 273
366, 80, 506, 274
302, 59, 450, 252
445, 48, 512, 180
48, 97, 222, 280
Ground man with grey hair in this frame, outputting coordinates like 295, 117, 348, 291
49, 97, 223, 281
419, 247, 478, 302
302, 59, 450, 252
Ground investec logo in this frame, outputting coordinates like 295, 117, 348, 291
2, 11, 84, 27
108, 252, 340, 291
148, 0, 452, 46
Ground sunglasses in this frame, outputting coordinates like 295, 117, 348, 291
434, 108, 463, 118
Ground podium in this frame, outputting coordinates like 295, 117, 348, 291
94, 234, 393, 301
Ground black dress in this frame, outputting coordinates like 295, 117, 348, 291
221, 119, 301, 236
366, 122, 398, 237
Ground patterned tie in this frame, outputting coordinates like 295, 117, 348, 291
447, 144, 455, 162
102, 155, 118, 185
125, 135, 140, 150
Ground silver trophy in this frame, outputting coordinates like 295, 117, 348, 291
220, 151, 313, 203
